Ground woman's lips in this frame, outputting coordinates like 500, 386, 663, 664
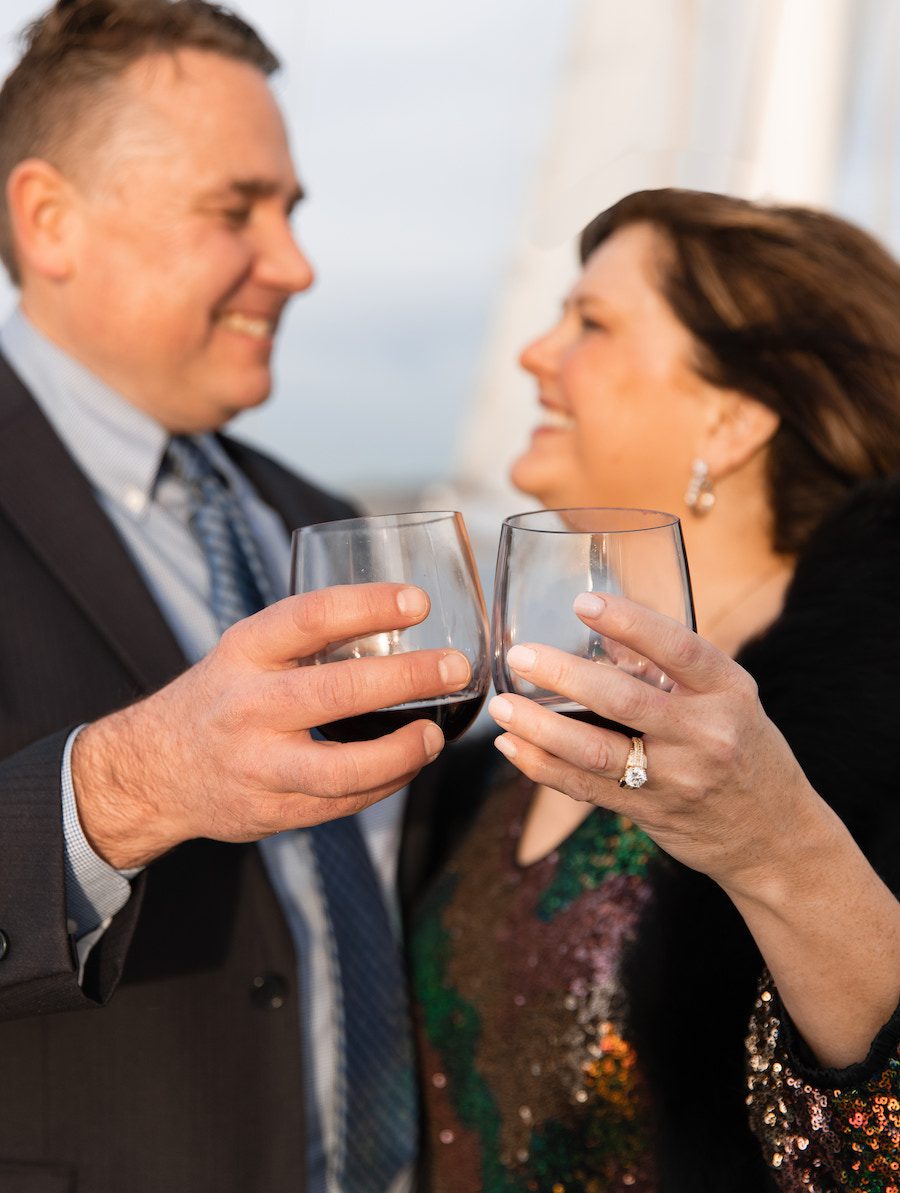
534, 406, 576, 431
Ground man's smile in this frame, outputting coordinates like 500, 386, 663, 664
215, 310, 278, 340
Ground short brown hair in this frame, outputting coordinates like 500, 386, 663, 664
0, 0, 279, 283
580, 189, 900, 555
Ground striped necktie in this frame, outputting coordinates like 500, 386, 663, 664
165, 435, 274, 633
166, 435, 418, 1190
311, 819, 419, 1192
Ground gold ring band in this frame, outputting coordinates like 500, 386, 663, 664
618, 736, 648, 789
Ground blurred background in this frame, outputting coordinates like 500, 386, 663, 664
1, 0, 898, 580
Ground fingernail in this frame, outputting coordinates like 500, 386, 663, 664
507, 645, 537, 673
397, 587, 428, 617
494, 735, 517, 759
423, 722, 444, 759
488, 695, 513, 724
438, 651, 470, 686
574, 593, 606, 619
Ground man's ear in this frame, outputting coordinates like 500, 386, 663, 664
701, 389, 780, 480
7, 158, 77, 282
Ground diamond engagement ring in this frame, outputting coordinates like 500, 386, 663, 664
619, 737, 648, 789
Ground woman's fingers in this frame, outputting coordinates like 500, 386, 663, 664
505, 641, 675, 740
498, 595, 757, 755
488, 693, 631, 777
488, 694, 661, 819
491, 728, 638, 816
572, 592, 740, 695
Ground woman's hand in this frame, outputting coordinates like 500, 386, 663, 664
490, 591, 900, 1068
489, 591, 827, 900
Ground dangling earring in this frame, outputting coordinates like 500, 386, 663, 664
684, 458, 716, 515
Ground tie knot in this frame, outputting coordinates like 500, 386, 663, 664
164, 434, 274, 626
166, 435, 227, 494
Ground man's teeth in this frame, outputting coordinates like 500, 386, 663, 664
218, 312, 274, 339
542, 408, 575, 429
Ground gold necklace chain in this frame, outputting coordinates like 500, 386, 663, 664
703, 560, 792, 639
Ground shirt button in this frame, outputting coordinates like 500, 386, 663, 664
250, 973, 288, 1010
0, 930, 9, 960
123, 486, 145, 515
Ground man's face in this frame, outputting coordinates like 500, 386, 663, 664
30, 49, 313, 432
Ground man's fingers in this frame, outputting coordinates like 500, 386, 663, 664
572, 592, 735, 694
267, 720, 444, 805
227, 584, 431, 666
282, 771, 425, 826
259, 647, 472, 732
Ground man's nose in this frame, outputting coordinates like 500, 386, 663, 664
255, 218, 315, 294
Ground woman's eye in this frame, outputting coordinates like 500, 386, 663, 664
579, 314, 605, 333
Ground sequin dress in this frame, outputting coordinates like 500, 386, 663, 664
411, 764, 900, 1192
411, 478, 900, 1190
412, 772, 661, 1192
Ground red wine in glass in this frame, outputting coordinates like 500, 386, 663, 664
491, 508, 695, 724
292, 511, 490, 743
317, 692, 486, 744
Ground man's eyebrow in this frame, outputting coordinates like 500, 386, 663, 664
207, 179, 306, 211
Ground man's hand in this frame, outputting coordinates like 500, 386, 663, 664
72, 584, 471, 869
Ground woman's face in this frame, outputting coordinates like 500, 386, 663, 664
511, 222, 716, 512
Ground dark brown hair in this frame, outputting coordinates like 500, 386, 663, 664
580, 189, 900, 554
0, 0, 279, 283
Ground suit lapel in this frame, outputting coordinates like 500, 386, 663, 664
0, 355, 186, 692
219, 434, 355, 533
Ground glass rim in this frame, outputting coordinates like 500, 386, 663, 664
293, 509, 463, 537
502, 506, 681, 534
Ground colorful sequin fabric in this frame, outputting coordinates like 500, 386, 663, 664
411, 772, 660, 1191
747, 983, 900, 1191
412, 769, 900, 1190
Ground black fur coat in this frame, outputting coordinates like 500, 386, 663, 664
624, 474, 900, 1191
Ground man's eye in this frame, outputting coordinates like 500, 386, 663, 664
222, 208, 252, 228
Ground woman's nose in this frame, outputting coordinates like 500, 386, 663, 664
519, 325, 561, 378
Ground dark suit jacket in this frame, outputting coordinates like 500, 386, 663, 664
0, 353, 459, 1193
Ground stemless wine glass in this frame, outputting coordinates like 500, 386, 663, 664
292, 511, 490, 743
492, 508, 695, 734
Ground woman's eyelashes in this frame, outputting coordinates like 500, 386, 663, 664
578, 312, 606, 333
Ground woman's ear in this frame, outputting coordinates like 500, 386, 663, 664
701, 389, 780, 480
6, 158, 77, 283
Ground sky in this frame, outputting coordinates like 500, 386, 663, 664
0, 0, 578, 497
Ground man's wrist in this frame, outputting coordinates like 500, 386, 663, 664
62, 725, 138, 937
72, 703, 178, 869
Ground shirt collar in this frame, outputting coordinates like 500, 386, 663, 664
0, 307, 169, 518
